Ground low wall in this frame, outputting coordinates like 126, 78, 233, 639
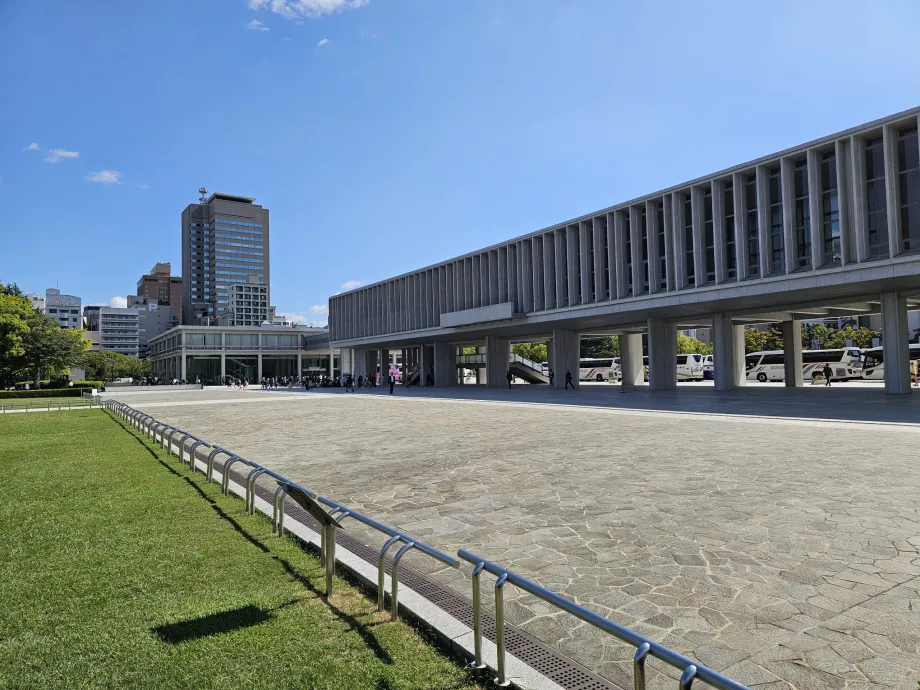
105, 384, 202, 393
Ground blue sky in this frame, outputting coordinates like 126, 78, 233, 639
2, 0, 919, 325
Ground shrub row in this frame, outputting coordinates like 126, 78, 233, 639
0, 389, 87, 399
14, 380, 104, 390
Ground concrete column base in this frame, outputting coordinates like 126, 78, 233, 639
378, 348, 389, 384
647, 319, 676, 390
419, 344, 434, 386
433, 342, 456, 386
781, 321, 803, 387
713, 313, 745, 390
550, 330, 579, 388
620, 333, 643, 387
485, 336, 510, 387
881, 291, 911, 395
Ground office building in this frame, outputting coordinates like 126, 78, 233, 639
84, 306, 140, 357
222, 276, 270, 327
148, 324, 335, 383
131, 262, 182, 323
44, 288, 81, 329
25, 292, 44, 313
181, 188, 270, 326
133, 298, 178, 358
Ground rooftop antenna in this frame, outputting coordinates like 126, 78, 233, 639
198, 186, 208, 203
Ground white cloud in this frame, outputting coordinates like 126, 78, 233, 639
250, 0, 369, 21
275, 310, 327, 327
309, 304, 329, 315
316, 37, 329, 48
340, 280, 362, 290
109, 296, 127, 308
45, 148, 79, 163
23, 142, 39, 152
86, 170, 122, 184
246, 18, 269, 31
137, 183, 151, 190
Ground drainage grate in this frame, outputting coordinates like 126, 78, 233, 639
213, 456, 619, 690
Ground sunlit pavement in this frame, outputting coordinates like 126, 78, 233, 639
108, 385, 920, 688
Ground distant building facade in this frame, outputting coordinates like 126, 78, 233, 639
181, 188, 270, 326
84, 306, 140, 357
133, 298, 178, 358
45, 288, 81, 329
25, 292, 45, 313
131, 262, 182, 323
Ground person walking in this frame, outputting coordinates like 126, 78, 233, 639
506, 370, 513, 389
549, 369, 555, 387
822, 363, 833, 386
565, 369, 575, 390
388, 373, 396, 395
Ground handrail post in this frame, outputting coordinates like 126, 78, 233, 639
377, 535, 402, 611
390, 541, 415, 621
679, 665, 698, 690
272, 484, 289, 535
206, 448, 223, 483
470, 562, 487, 669
324, 523, 336, 598
187, 441, 206, 473
246, 468, 266, 514
634, 642, 651, 690
494, 572, 511, 687
222, 458, 243, 495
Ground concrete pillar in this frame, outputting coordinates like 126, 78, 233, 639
220, 352, 226, 380
781, 320, 803, 387
712, 314, 745, 391
180, 348, 187, 381
378, 348, 389, 383
620, 333, 643, 387
881, 291, 911, 395
353, 350, 367, 378
433, 341, 455, 386
328, 348, 334, 378
550, 330, 579, 388
647, 318, 676, 390
485, 336, 510, 387
257, 352, 263, 382
420, 344, 434, 385
296, 351, 302, 378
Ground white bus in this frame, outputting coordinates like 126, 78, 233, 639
745, 348, 862, 382
861, 344, 920, 380
579, 358, 619, 381
638, 354, 705, 381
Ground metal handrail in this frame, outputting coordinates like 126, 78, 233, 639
458, 550, 749, 690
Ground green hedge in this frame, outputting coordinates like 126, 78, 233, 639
15, 380, 104, 390
0, 389, 87, 399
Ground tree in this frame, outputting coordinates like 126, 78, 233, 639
0, 293, 35, 388
744, 326, 784, 354
580, 337, 618, 359
677, 333, 713, 355
17, 314, 88, 386
0, 281, 23, 297
512, 342, 548, 363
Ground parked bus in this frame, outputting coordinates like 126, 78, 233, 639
637, 354, 705, 381
861, 344, 920, 380
579, 358, 619, 381
745, 348, 862, 382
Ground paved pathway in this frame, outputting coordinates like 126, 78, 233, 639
116, 387, 920, 689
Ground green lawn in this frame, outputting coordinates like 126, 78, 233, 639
0, 410, 481, 690
0, 397, 96, 407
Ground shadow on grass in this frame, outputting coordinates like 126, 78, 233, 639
107, 410, 394, 665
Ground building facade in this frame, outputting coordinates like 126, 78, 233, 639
329, 107, 920, 395
84, 306, 140, 357
181, 189, 270, 326
45, 288, 81, 329
131, 262, 182, 323
222, 277, 270, 326
148, 324, 337, 383
133, 298, 178, 358
25, 292, 45, 313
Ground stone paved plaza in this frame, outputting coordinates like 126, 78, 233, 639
113, 386, 920, 689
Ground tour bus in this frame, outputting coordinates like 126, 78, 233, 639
861, 344, 920, 380
638, 354, 706, 381
745, 348, 862, 382
579, 358, 619, 381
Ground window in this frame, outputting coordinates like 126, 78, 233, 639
724, 183, 736, 280
793, 160, 811, 269
640, 208, 649, 293
624, 211, 632, 296
821, 151, 841, 265
656, 202, 666, 290
761, 353, 784, 365
703, 189, 715, 283
898, 128, 920, 252
865, 137, 889, 258
676, 355, 687, 365
684, 194, 694, 285
768, 167, 785, 274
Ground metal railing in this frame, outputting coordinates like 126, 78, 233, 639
103, 398, 749, 690
458, 550, 749, 690
103, 399, 460, 614
509, 353, 545, 373
0, 396, 101, 413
